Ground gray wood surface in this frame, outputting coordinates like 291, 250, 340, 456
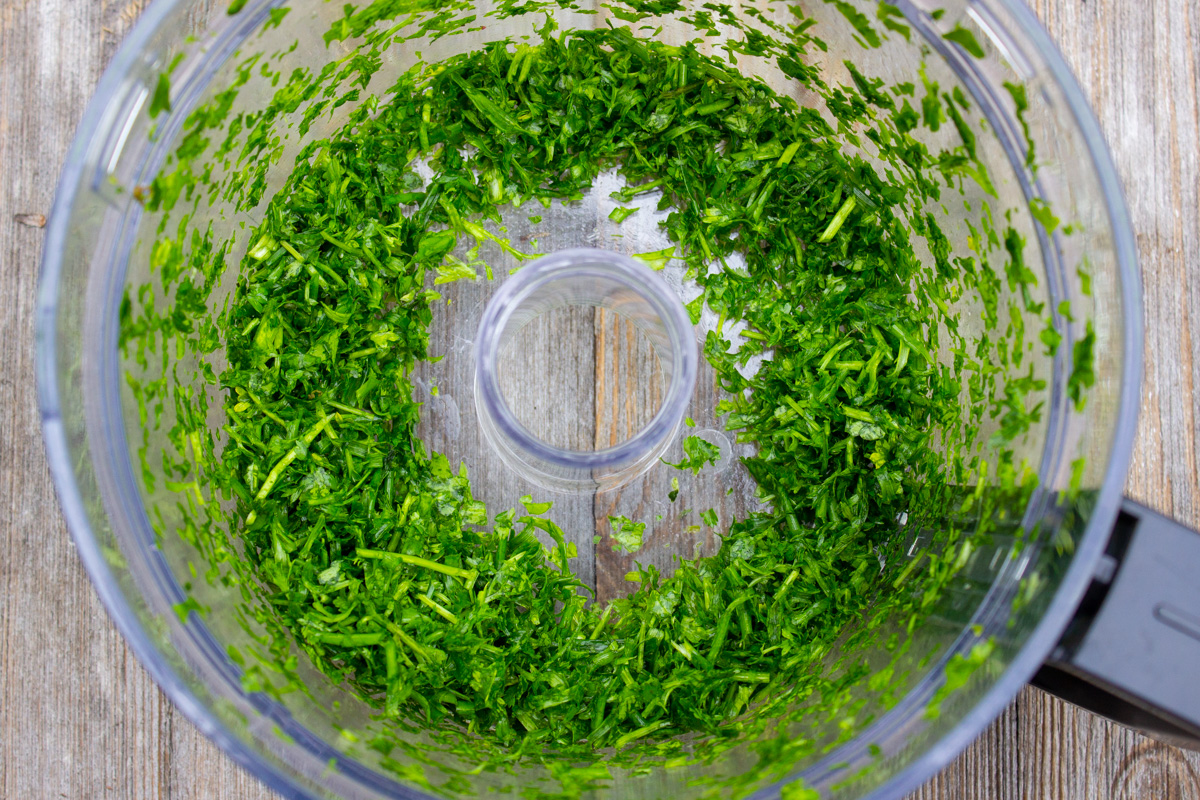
2, 0, 1199, 798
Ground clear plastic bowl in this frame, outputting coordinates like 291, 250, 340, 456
37, 1, 1140, 798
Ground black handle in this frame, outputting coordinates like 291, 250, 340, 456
1032, 498, 1200, 751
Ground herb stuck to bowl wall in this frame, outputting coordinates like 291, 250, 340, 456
53, 0, 1127, 798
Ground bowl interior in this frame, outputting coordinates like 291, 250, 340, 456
39, 1, 1136, 798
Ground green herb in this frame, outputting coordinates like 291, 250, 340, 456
1068, 321, 1096, 410
208, 28, 1027, 756
124, 7, 1068, 795
943, 25, 986, 59
149, 73, 171, 117
876, 3, 910, 41
925, 638, 996, 719
632, 247, 675, 271
664, 434, 721, 474
520, 495, 554, 515
1029, 198, 1060, 233
608, 515, 647, 553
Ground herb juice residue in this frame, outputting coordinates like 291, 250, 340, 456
119, 2, 1082, 797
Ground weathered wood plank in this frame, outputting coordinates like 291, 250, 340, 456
3, 0, 1198, 798
909, 0, 1200, 797
905, 699, 1020, 800
1006, 2, 1200, 799
1018, 685, 1200, 800
592, 305, 762, 603
0, 0, 277, 798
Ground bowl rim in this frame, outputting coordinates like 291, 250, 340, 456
848, 1, 1143, 798
35, 3, 322, 797
34, 1, 1144, 798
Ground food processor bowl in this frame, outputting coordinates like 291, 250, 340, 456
36, 1, 1200, 799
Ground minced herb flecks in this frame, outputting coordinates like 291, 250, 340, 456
216, 22, 997, 755
117, 2, 1080, 797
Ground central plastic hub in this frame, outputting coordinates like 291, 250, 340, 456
473, 248, 697, 493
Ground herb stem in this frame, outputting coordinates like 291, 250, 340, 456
416, 593, 460, 624
588, 603, 614, 640
614, 720, 669, 749
357, 548, 479, 583
818, 195, 857, 242
311, 632, 385, 646
251, 412, 336, 506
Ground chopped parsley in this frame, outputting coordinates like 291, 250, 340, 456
118, 5, 1076, 797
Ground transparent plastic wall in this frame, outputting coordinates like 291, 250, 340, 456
38, 0, 1134, 798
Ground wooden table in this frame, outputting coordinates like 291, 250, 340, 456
2, 1, 1199, 797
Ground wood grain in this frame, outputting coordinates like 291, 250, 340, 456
1014, 2, 1200, 799
912, 1, 1200, 797
1, 0, 1198, 799
0, 2, 272, 798
592, 306, 761, 604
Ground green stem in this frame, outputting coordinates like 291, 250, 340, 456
357, 548, 479, 583
818, 195, 857, 242
253, 412, 335, 504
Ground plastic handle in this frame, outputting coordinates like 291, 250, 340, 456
1032, 498, 1200, 751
